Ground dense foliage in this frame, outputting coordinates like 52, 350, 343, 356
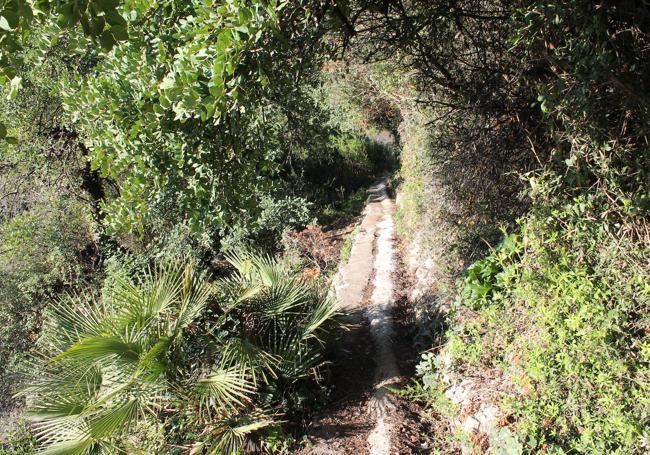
1, 0, 648, 453
0, 1, 394, 450
0, 46, 99, 412
64, 0, 297, 235
340, 1, 650, 453
22, 253, 338, 454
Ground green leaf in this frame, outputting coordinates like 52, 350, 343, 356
53, 336, 141, 363
34, 438, 94, 455
0, 123, 6, 138
209, 413, 275, 454
80, 15, 91, 35
2, 8, 19, 28
212, 59, 225, 76
57, 3, 75, 26
0, 16, 11, 31
56, 13, 70, 28
89, 399, 139, 438
8, 75, 22, 100
110, 24, 128, 41
99, 30, 116, 49
96, 0, 120, 13
209, 79, 224, 99
90, 15, 106, 37
159, 73, 175, 90
216, 29, 232, 54
104, 9, 126, 26
195, 367, 255, 411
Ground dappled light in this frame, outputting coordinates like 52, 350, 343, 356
0, 1, 648, 454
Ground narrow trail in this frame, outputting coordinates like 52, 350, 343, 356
365, 183, 399, 455
301, 179, 413, 455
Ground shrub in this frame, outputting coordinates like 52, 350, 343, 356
0, 420, 36, 454
22, 252, 339, 454
342, 2, 650, 452
0, 196, 94, 412
447, 215, 649, 453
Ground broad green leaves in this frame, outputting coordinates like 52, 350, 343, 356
65, 0, 287, 236
0, 0, 132, 138
0, 0, 130, 78
2, 0, 330, 239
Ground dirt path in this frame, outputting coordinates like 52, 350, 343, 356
298, 179, 419, 455
365, 182, 399, 455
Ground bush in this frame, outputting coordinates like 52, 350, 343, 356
22, 252, 339, 454
446, 214, 649, 453
0, 196, 94, 412
340, 2, 650, 452
0, 420, 36, 454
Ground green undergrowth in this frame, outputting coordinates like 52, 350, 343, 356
0, 421, 36, 454
339, 225, 358, 265
316, 186, 369, 227
10, 253, 339, 454
379, 3, 650, 453
431, 206, 650, 453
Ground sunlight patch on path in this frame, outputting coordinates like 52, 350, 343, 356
365, 182, 399, 455
310, 178, 399, 455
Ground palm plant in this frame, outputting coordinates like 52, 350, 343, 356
22, 263, 224, 454
23, 253, 338, 454
220, 251, 339, 385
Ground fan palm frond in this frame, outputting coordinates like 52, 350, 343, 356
218, 275, 262, 306
301, 296, 339, 341
52, 335, 142, 365
224, 250, 257, 281
112, 263, 182, 330
194, 366, 256, 417
108, 274, 145, 328
220, 337, 279, 386
86, 398, 140, 439
249, 254, 289, 287
135, 336, 170, 380
26, 262, 210, 454
26, 252, 339, 454
34, 437, 94, 455
221, 250, 339, 386
30, 414, 88, 448
225, 250, 288, 287
27, 396, 87, 423
22, 361, 102, 399
205, 411, 275, 455
265, 333, 322, 382
44, 293, 110, 351
173, 264, 213, 336
251, 279, 311, 318
144, 263, 184, 319
24, 365, 101, 420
